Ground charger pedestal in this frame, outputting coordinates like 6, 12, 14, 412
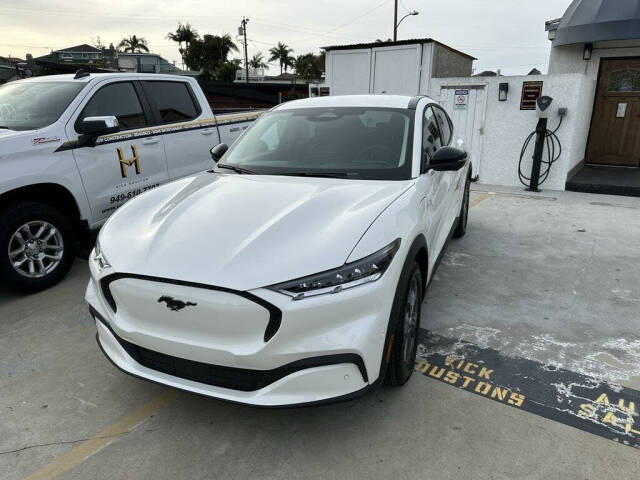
527, 117, 548, 192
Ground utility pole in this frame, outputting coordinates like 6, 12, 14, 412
393, 0, 398, 41
240, 17, 250, 83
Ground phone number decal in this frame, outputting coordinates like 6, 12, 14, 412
110, 183, 160, 204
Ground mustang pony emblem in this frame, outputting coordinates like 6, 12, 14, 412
158, 296, 197, 312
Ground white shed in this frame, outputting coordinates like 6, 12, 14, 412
321, 39, 475, 97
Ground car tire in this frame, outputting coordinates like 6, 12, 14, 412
0, 202, 76, 293
453, 171, 471, 239
386, 261, 423, 387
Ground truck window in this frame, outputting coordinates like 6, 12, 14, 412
143, 81, 199, 124
79, 82, 147, 130
0, 81, 84, 131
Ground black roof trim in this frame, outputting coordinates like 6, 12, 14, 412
322, 38, 476, 60
408, 95, 428, 110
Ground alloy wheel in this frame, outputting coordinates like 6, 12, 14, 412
8, 221, 64, 279
402, 271, 421, 371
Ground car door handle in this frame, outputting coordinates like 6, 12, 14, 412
141, 137, 160, 145
201, 128, 215, 135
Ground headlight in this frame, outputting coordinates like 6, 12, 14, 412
93, 238, 111, 270
269, 239, 401, 300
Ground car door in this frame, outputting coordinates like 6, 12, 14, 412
141, 80, 220, 180
415, 105, 448, 271
65, 80, 169, 223
432, 105, 463, 232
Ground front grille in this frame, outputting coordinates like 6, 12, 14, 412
120, 337, 271, 391
90, 305, 369, 391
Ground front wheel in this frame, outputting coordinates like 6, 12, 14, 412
0, 202, 76, 293
386, 262, 423, 387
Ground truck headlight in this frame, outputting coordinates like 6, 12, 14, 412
93, 238, 111, 270
269, 239, 400, 300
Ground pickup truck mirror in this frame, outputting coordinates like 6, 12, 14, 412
428, 146, 467, 172
78, 116, 120, 136
210, 143, 228, 163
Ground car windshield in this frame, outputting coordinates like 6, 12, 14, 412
0, 81, 85, 131
219, 107, 414, 180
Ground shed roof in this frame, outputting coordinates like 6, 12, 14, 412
322, 38, 476, 60
555, 0, 640, 46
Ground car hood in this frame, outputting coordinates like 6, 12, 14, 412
100, 173, 413, 291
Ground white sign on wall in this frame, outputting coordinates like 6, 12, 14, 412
454, 89, 469, 108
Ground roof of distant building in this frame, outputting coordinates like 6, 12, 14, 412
474, 70, 498, 77
54, 44, 102, 53
322, 38, 476, 60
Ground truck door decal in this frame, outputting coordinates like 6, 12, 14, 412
117, 145, 141, 178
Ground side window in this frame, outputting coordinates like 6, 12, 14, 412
79, 82, 146, 130
434, 107, 452, 146
422, 106, 442, 165
143, 81, 199, 124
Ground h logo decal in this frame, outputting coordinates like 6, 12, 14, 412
117, 145, 141, 178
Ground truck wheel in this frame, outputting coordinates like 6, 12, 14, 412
0, 202, 76, 293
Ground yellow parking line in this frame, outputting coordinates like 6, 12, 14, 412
23, 389, 178, 480
470, 193, 490, 209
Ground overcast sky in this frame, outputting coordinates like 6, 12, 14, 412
0, 0, 573, 75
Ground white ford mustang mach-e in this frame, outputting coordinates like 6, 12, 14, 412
86, 95, 471, 406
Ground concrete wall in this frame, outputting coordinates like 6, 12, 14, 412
432, 44, 473, 78
429, 73, 591, 191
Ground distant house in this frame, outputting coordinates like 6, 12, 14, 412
0, 56, 26, 83
34, 44, 114, 74
116, 53, 181, 74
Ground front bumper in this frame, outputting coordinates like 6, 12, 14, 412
86, 252, 403, 406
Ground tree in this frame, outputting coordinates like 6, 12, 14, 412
183, 34, 239, 79
167, 23, 199, 66
215, 59, 242, 82
269, 42, 294, 74
294, 53, 324, 81
248, 53, 268, 69
118, 35, 149, 53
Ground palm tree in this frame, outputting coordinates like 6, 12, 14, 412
118, 35, 149, 53
248, 53, 268, 69
269, 42, 294, 74
167, 23, 199, 67
215, 34, 239, 61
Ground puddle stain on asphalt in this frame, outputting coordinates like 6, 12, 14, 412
417, 328, 640, 449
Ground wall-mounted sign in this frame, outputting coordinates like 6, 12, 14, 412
455, 89, 469, 108
520, 81, 543, 110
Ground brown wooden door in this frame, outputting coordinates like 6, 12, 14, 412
586, 58, 640, 167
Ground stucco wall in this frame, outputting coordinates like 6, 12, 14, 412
549, 39, 640, 78
429, 73, 591, 191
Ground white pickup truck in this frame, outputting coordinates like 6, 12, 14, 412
0, 72, 261, 292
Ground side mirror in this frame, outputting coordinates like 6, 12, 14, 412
210, 143, 228, 163
78, 116, 120, 135
429, 146, 467, 172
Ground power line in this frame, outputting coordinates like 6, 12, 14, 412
291, 0, 392, 44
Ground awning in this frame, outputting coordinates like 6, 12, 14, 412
555, 0, 640, 46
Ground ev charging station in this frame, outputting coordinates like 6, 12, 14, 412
518, 96, 567, 192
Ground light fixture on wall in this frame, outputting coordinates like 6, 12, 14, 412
499, 82, 509, 101
583, 43, 593, 61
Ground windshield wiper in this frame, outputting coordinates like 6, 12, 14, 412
0, 126, 10, 130
278, 171, 356, 179
215, 163, 256, 175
